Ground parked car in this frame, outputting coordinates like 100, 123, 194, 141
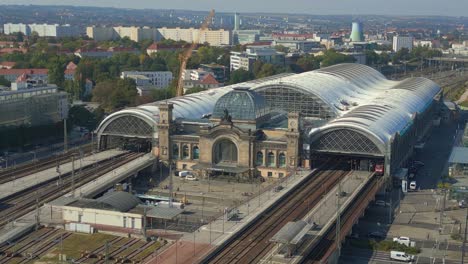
375, 200, 387, 207
459, 200, 466, 208
390, 251, 414, 262
409, 181, 417, 191
273, 185, 284, 192
186, 175, 198, 181
368, 231, 385, 239
178, 171, 190, 177
393, 236, 411, 247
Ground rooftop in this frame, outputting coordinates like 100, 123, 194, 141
449, 147, 468, 164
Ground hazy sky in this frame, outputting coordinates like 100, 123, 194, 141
1, 0, 467, 16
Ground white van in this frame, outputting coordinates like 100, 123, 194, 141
390, 251, 414, 262
409, 181, 417, 191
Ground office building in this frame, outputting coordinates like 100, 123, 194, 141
0, 68, 48, 83
87, 26, 231, 46
393, 36, 414, 52
3, 23, 81, 37
230, 46, 285, 71
0, 77, 68, 130
121, 71, 173, 89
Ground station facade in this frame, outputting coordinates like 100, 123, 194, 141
96, 64, 441, 180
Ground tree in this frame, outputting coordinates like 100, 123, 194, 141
47, 58, 65, 87
252, 60, 265, 77
68, 105, 98, 130
92, 78, 137, 112
185, 86, 206, 95
256, 63, 277, 79
15, 32, 24, 42
274, 45, 289, 53
319, 49, 356, 67
228, 69, 254, 84
295, 54, 320, 72
0, 76, 11, 87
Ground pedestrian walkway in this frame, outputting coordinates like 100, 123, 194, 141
0, 149, 125, 200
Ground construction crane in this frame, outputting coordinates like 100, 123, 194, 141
176, 9, 215, 97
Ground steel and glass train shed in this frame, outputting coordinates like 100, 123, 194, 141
96, 63, 441, 176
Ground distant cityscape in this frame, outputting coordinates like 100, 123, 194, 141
0, 4, 468, 264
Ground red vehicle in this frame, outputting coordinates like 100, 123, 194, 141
375, 164, 384, 176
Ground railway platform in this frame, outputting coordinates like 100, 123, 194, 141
0, 149, 125, 200
145, 168, 313, 264
67, 152, 155, 198
267, 170, 374, 263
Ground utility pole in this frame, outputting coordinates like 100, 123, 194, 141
169, 162, 173, 208
440, 188, 447, 232
35, 195, 40, 230
71, 155, 75, 198
63, 118, 68, 153
463, 207, 467, 263
143, 207, 147, 240
105, 240, 109, 264
336, 179, 342, 257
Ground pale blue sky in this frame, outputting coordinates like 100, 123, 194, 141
1, 0, 467, 16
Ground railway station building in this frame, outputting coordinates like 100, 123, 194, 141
96, 63, 441, 180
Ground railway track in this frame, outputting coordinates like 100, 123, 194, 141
301, 174, 382, 264
0, 143, 93, 185
0, 228, 61, 264
0, 152, 144, 228
75, 236, 125, 263
203, 162, 350, 264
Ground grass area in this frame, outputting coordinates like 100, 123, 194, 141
47, 233, 116, 260
134, 241, 162, 261
349, 239, 421, 255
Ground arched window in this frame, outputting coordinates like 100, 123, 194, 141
214, 139, 238, 164
279, 153, 286, 167
172, 144, 179, 159
267, 152, 275, 167
256, 151, 263, 166
182, 145, 189, 159
192, 146, 200, 160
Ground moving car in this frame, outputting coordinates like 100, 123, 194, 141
390, 251, 414, 262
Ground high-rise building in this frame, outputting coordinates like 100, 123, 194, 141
234, 13, 240, 31
393, 36, 414, 52
87, 26, 231, 46
350, 22, 364, 42
3, 23, 81, 37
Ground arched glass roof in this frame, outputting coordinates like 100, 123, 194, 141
212, 87, 270, 120
96, 63, 441, 147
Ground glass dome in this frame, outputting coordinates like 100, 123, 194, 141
212, 87, 270, 121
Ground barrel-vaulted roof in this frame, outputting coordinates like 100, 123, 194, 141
96, 63, 441, 150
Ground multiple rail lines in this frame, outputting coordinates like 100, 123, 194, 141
205, 163, 351, 264
203, 164, 381, 264
0, 151, 143, 228
0, 148, 382, 263
0, 228, 158, 263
